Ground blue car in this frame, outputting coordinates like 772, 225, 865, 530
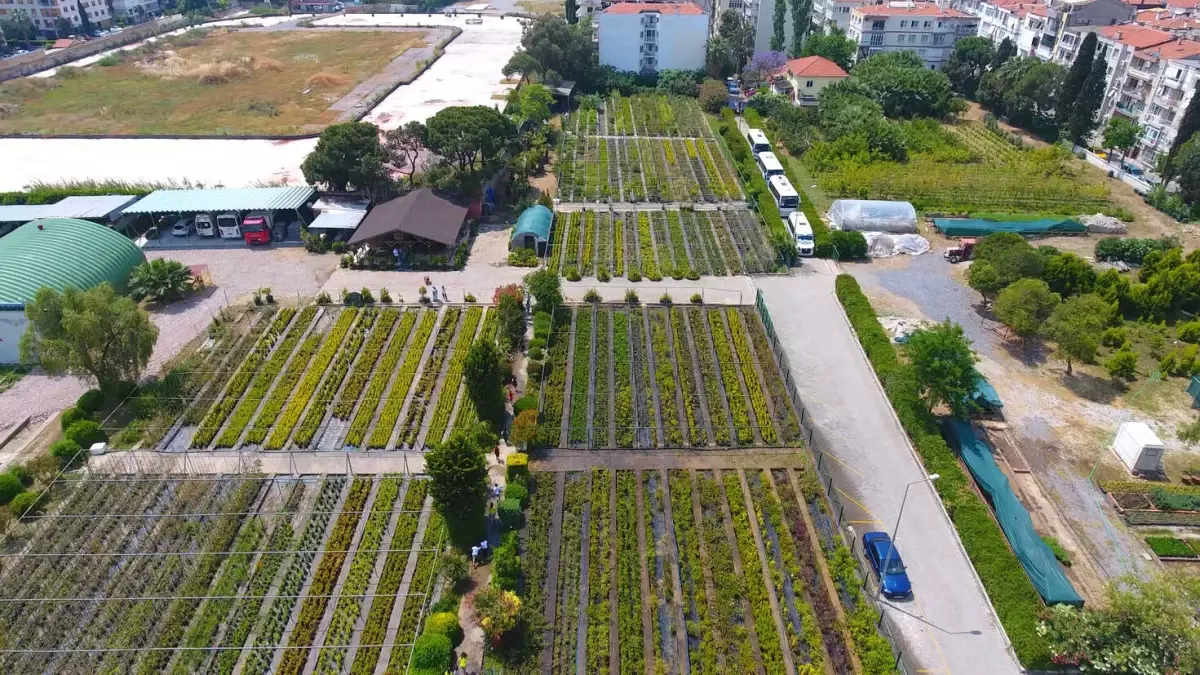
863, 532, 912, 598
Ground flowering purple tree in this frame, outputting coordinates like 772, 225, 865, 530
743, 50, 787, 85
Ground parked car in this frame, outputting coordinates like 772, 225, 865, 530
195, 213, 215, 237
862, 531, 912, 598
170, 216, 194, 237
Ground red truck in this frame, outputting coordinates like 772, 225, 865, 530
241, 212, 272, 245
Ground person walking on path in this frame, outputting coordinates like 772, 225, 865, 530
458, 652, 468, 672
470, 544, 479, 568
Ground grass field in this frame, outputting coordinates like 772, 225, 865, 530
0, 28, 426, 135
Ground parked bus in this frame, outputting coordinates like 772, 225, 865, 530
767, 175, 800, 215
746, 128, 771, 155
787, 211, 815, 257
756, 151, 785, 179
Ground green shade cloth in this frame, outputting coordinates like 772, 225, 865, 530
973, 375, 1003, 412
1188, 376, 1200, 409
933, 218, 1086, 238
942, 419, 1084, 607
510, 205, 552, 248
0, 218, 146, 306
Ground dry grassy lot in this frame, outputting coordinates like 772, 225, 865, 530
0, 28, 426, 135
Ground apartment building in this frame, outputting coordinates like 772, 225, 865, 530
110, 0, 158, 21
952, 0, 1134, 64
1096, 23, 1200, 167
846, 1, 979, 68
598, 2, 709, 73
812, 0, 872, 32
967, 0, 1050, 55
0, 0, 111, 36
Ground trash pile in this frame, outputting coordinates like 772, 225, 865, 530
1081, 213, 1128, 234
863, 232, 931, 258
877, 315, 930, 343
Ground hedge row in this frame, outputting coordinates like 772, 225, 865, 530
718, 109, 787, 241
741, 108, 833, 257
0, 180, 163, 206
834, 274, 1050, 668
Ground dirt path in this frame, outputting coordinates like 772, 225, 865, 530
457, 563, 490, 672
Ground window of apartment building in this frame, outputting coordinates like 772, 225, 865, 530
923, 20, 931, 27
908, 34, 916, 43
869, 33, 883, 45
872, 20, 885, 30
921, 34, 929, 43
933, 33, 945, 45
1144, 127, 1161, 144
900, 20, 907, 27
1152, 104, 1165, 117
806, 80, 814, 87
936, 20, 943, 28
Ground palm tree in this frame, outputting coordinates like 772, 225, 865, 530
128, 259, 194, 303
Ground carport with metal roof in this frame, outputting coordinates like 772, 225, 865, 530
122, 186, 316, 215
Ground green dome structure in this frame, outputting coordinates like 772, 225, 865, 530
0, 218, 146, 306
510, 205, 553, 253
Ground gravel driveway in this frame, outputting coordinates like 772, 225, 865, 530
756, 265, 1020, 675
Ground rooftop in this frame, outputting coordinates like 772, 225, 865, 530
0, 218, 146, 305
855, 1, 968, 16
349, 189, 468, 247
0, 195, 140, 224
1145, 37, 1200, 58
778, 55, 849, 79
602, 2, 705, 14
122, 186, 316, 215
1099, 23, 1175, 48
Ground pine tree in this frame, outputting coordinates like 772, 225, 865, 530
1167, 85, 1200, 178
1056, 32, 1097, 130
772, 0, 787, 52
1069, 54, 1107, 145
991, 37, 1015, 69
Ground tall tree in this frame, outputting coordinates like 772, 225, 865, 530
425, 106, 517, 173
301, 121, 389, 194
904, 321, 980, 418
790, 0, 811, 58
991, 36, 1015, 69
565, 0, 577, 24
718, 9, 754, 71
800, 26, 856, 71
1102, 115, 1143, 168
1167, 84, 1200, 178
463, 340, 506, 428
942, 36, 995, 97
705, 36, 737, 79
744, 50, 787, 85
1068, 54, 1107, 144
76, 1, 93, 36
0, 9, 37, 45
497, 292, 525, 351
503, 16, 595, 86
994, 278, 1060, 338
1056, 32, 1097, 128
385, 121, 427, 187
426, 424, 494, 550
21, 283, 159, 396
1043, 293, 1112, 375
524, 268, 562, 311
506, 83, 554, 127
771, 0, 787, 52
1174, 136, 1200, 205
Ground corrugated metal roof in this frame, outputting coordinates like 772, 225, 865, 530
35, 195, 141, 220
0, 205, 50, 224
511, 205, 552, 243
310, 210, 367, 230
122, 186, 316, 214
0, 218, 147, 305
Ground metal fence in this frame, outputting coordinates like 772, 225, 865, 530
754, 289, 911, 675
86, 448, 428, 477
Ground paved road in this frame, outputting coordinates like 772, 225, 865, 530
756, 263, 1021, 675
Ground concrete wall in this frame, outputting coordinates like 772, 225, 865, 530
0, 311, 26, 364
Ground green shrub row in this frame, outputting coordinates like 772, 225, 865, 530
834, 274, 1050, 667
264, 309, 358, 450
1144, 535, 1198, 558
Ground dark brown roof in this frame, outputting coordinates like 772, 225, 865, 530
349, 189, 468, 247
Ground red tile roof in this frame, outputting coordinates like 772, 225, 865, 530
603, 2, 705, 14
1099, 23, 1175, 48
855, 2, 968, 17
50, 38, 76, 50
1137, 8, 1200, 30
777, 55, 849, 79
1147, 38, 1200, 58
1124, 0, 1168, 8
1168, 0, 1200, 9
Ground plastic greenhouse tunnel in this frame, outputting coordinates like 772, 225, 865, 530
828, 199, 918, 233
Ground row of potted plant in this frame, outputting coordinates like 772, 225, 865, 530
631, 311, 658, 445
726, 309, 777, 445
191, 308, 296, 447
183, 309, 278, 425
722, 471, 786, 672
332, 309, 401, 420
695, 471, 756, 672
397, 307, 463, 447
215, 307, 319, 447
243, 333, 322, 446
347, 479, 429, 675
425, 306, 484, 444
520, 474, 555, 613
613, 311, 635, 448
708, 211, 746, 276
449, 307, 500, 434
685, 210, 723, 276
649, 312, 684, 447
668, 469, 719, 675
669, 309, 704, 444
586, 469, 613, 673
567, 309, 593, 447
263, 310, 359, 450
363, 311, 435, 449
616, 471, 645, 673
740, 309, 803, 443
706, 310, 754, 445
384, 509, 446, 673
686, 309, 732, 446
536, 309, 572, 448
553, 474, 588, 672
592, 311, 612, 448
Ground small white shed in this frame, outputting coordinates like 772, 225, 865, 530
1113, 422, 1165, 475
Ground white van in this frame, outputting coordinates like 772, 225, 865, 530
195, 213, 215, 237
788, 211, 815, 257
216, 213, 241, 239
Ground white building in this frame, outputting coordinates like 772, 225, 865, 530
0, 0, 111, 36
599, 2, 709, 73
847, 1, 979, 68
1096, 23, 1200, 168
770, 55, 850, 104
110, 0, 159, 22
812, 0, 872, 32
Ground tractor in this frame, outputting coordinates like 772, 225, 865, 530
944, 238, 976, 264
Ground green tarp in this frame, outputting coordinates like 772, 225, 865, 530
942, 419, 1084, 607
933, 218, 1087, 238
973, 376, 1003, 412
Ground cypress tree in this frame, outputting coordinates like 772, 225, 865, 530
991, 37, 1015, 69
565, 0, 577, 24
790, 0, 811, 58
772, 0, 787, 52
1057, 32, 1098, 129
1167, 85, 1200, 178
1069, 54, 1108, 144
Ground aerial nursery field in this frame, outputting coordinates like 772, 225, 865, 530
809, 119, 1113, 215
109, 304, 497, 451
0, 474, 446, 675
534, 305, 801, 449
556, 95, 744, 203
0, 28, 428, 135
523, 467, 866, 675
546, 208, 775, 280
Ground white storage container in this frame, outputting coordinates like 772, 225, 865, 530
1112, 422, 1165, 475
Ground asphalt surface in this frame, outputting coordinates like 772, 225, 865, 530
756, 263, 1021, 675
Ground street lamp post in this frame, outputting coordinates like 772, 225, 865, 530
877, 473, 939, 599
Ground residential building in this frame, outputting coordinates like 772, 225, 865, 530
1096, 23, 1200, 167
846, 1, 979, 69
812, 0, 872, 32
969, 0, 1050, 56
1136, 7, 1200, 36
598, 2, 709, 73
950, 0, 1134, 64
770, 54, 850, 104
0, 0, 111, 36
109, 0, 159, 22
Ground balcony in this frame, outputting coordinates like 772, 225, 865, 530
1128, 61, 1158, 80
1155, 93, 1182, 110
640, 30, 657, 41
1116, 101, 1145, 117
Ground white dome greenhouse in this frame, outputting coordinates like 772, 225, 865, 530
827, 199, 918, 233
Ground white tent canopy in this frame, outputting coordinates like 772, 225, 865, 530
828, 199, 917, 233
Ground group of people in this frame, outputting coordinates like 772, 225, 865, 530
422, 275, 450, 303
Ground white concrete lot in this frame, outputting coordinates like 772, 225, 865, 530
756, 263, 1021, 675
0, 15, 521, 191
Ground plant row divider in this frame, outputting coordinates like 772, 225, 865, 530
688, 308, 738, 448
661, 308, 692, 448
714, 468, 767, 675
373, 492, 433, 675
276, 311, 364, 452
383, 307, 446, 450
311, 309, 393, 451
673, 207, 699, 273
732, 309, 784, 445
333, 309, 408, 450
678, 308, 716, 447
689, 469, 727, 671
342, 476, 410, 670
559, 309, 579, 449
718, 309, 763, 446
635, 470, 656, 675
540, 471, 568, 675
659, 469, 691, 675
709, 210, 747, 276
641, 308, 666, 448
